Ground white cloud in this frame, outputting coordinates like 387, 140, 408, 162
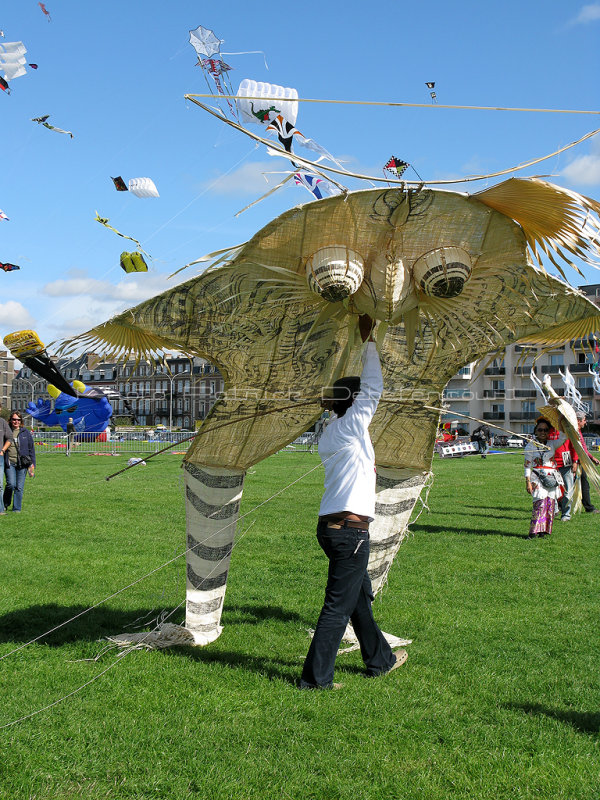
569, 3, 600, 24
561, 135, 600, 185
0, 300, 36, 329
205, 161, 287, 196
41, 270, 175, 302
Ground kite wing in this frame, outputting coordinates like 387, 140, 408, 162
95, 212, 149, 256
58, 180, 600, 474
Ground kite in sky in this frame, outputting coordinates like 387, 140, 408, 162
189, 24, 236, 117
120, 251, 149, 273
293, 171, 339, 201
95, 212, 149, 256
38, 3, 51, 21
425, 81, 437, 102
111, 176, 159, 197
0, 209, 8, 221
0, 77, 9, 93
3, 330, 76, 396
384, 157, 410, 179
112, 176, 128, 192
0, 262, 19, 272
189, 24, 223, 59
31, 115, 73, 138
59, 178, 600, 651
235, 78, 345, 202
0, 41, 27, 82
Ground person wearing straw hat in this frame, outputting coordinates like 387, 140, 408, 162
300, 316, 407, 689
524, 417, 566, 538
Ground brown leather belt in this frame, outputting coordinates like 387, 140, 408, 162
320, 516, 369, 530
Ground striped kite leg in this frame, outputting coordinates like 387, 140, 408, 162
184, 462, 245, 645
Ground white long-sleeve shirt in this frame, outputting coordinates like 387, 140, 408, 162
318, 342, 383, 520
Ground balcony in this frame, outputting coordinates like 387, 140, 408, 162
514, 389, 537, 398
484, 367, 505, 376
509, 411, 539, 421
570, 337, 597, 349
569, 363, 596, 373
483, 412, 505, 420
483, 390, 505, 398
514, 366, 537, 376
578, 387, 594, 396
540, 365, 563, 374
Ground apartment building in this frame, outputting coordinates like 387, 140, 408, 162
11, 353, 224, 429
0, 349, 15, 412
442, 284, 600, 436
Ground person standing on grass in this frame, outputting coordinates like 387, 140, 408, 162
524, 417, 566, 539
300, 315, 407, 690
4, 411, 35, 513
555, 436, 578, 521
574, 410, 600, 514
0, 405, 14, 515
66, 416, 76, 455
471, 424, 491, 458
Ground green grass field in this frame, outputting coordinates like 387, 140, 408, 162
0, 449, 599, 800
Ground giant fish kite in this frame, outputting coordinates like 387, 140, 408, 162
27, 381, 112, 438
58, 178, 600, 648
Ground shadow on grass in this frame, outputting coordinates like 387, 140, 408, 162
0, 604, 172, 646
507, 702, 600, 735
461, 505, 527, 518
411, 523, 528, 539
224, 604, 307, 626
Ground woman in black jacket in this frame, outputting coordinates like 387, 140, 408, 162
4, 411, 36, 513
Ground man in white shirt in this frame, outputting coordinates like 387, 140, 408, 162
300, 317, 407, 689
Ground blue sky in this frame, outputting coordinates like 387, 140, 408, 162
0, 0, 599, 353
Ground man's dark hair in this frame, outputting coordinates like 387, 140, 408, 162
331, 376, 361, 417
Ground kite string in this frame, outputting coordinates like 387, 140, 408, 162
0, 452, 327, 664
0, 517, 259, 732
140, 143, 258, 247
0, 454, 334, 730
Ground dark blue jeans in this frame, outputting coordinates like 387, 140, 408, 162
4, 464, 27, 512
300, 519, 394, 688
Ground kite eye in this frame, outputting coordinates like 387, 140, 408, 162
413, 246, 472, 298
47, 384, 60, 399
305, 246, 364, 303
